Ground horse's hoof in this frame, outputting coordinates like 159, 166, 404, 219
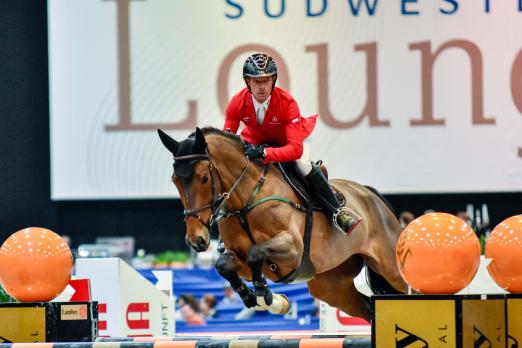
273, 294, 291, 314
257, 294, 291, 315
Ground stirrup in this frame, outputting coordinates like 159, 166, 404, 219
332, 207, 360, 234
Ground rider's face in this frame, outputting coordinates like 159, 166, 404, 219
246, 76, 274, 103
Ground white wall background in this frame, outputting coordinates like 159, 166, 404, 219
48, 0, 522, 199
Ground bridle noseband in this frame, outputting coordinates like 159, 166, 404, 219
175, 153, 212, 228
174, 153, 250, 229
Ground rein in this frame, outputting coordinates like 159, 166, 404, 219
176, 147, 312, 282
176, 153, 251, 229
176, 152, 305, 232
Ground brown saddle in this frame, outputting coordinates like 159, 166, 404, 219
316, 161, 346, 206
276, 161, 345, 209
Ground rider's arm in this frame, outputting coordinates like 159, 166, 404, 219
223, 102, 240, 133
264, 100, 304, 163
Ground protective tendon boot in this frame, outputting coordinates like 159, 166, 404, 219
305, 163, 361, 235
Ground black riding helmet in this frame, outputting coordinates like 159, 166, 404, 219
243, 53, 278, 90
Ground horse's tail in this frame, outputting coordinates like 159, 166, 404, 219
365, 264, 402, 295
364, 185, 396, 217
362, 186, 402, 294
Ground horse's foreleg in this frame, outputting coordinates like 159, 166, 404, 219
245, 244, 273, 306
246, 233, 296, 314
215, 252, 257, 308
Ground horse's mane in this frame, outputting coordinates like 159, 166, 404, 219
199, 126, 270, 170
200, 126, 244, 147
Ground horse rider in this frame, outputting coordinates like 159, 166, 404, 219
223, 52, 361, 235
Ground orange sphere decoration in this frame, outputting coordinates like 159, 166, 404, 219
485, 215, 522, 293
396, 212, 481, 294
0, 227, 73, 302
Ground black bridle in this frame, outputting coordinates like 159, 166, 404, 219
174, 153, 250, 229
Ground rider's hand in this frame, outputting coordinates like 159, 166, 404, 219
244, 143, 266, 160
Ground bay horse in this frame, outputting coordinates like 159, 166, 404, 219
158, 127, 407, 320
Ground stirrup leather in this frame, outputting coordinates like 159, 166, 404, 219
332, 206, 357, 233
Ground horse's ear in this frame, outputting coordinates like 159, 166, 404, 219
194, 127, 207, 153
157, 129, 179, 154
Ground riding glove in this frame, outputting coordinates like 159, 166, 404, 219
244, 143, 266, 160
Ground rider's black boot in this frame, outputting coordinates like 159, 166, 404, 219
305, 163, 361, 235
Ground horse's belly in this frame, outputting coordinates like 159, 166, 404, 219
309, 212, 363, 274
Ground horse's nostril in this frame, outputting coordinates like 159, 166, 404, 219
197, 236, 206, 249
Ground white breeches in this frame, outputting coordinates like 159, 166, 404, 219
295, 143, 313, 176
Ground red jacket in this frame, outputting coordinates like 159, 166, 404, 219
224, 87, 317, 163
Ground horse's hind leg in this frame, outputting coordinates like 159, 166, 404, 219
307, 254, 371, 321
215, 252, 258, 308
364, 242, 408, 294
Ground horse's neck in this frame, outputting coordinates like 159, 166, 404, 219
207, 134, 297, 209
208, 138, 264, 208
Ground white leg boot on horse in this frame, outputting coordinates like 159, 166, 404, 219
305, 163, 361, 235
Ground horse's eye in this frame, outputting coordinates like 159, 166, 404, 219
202, 175, 209, 184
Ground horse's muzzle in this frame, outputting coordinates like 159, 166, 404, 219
186, 236, 208, 252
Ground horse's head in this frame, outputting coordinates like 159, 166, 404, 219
158, 128, 215, 252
